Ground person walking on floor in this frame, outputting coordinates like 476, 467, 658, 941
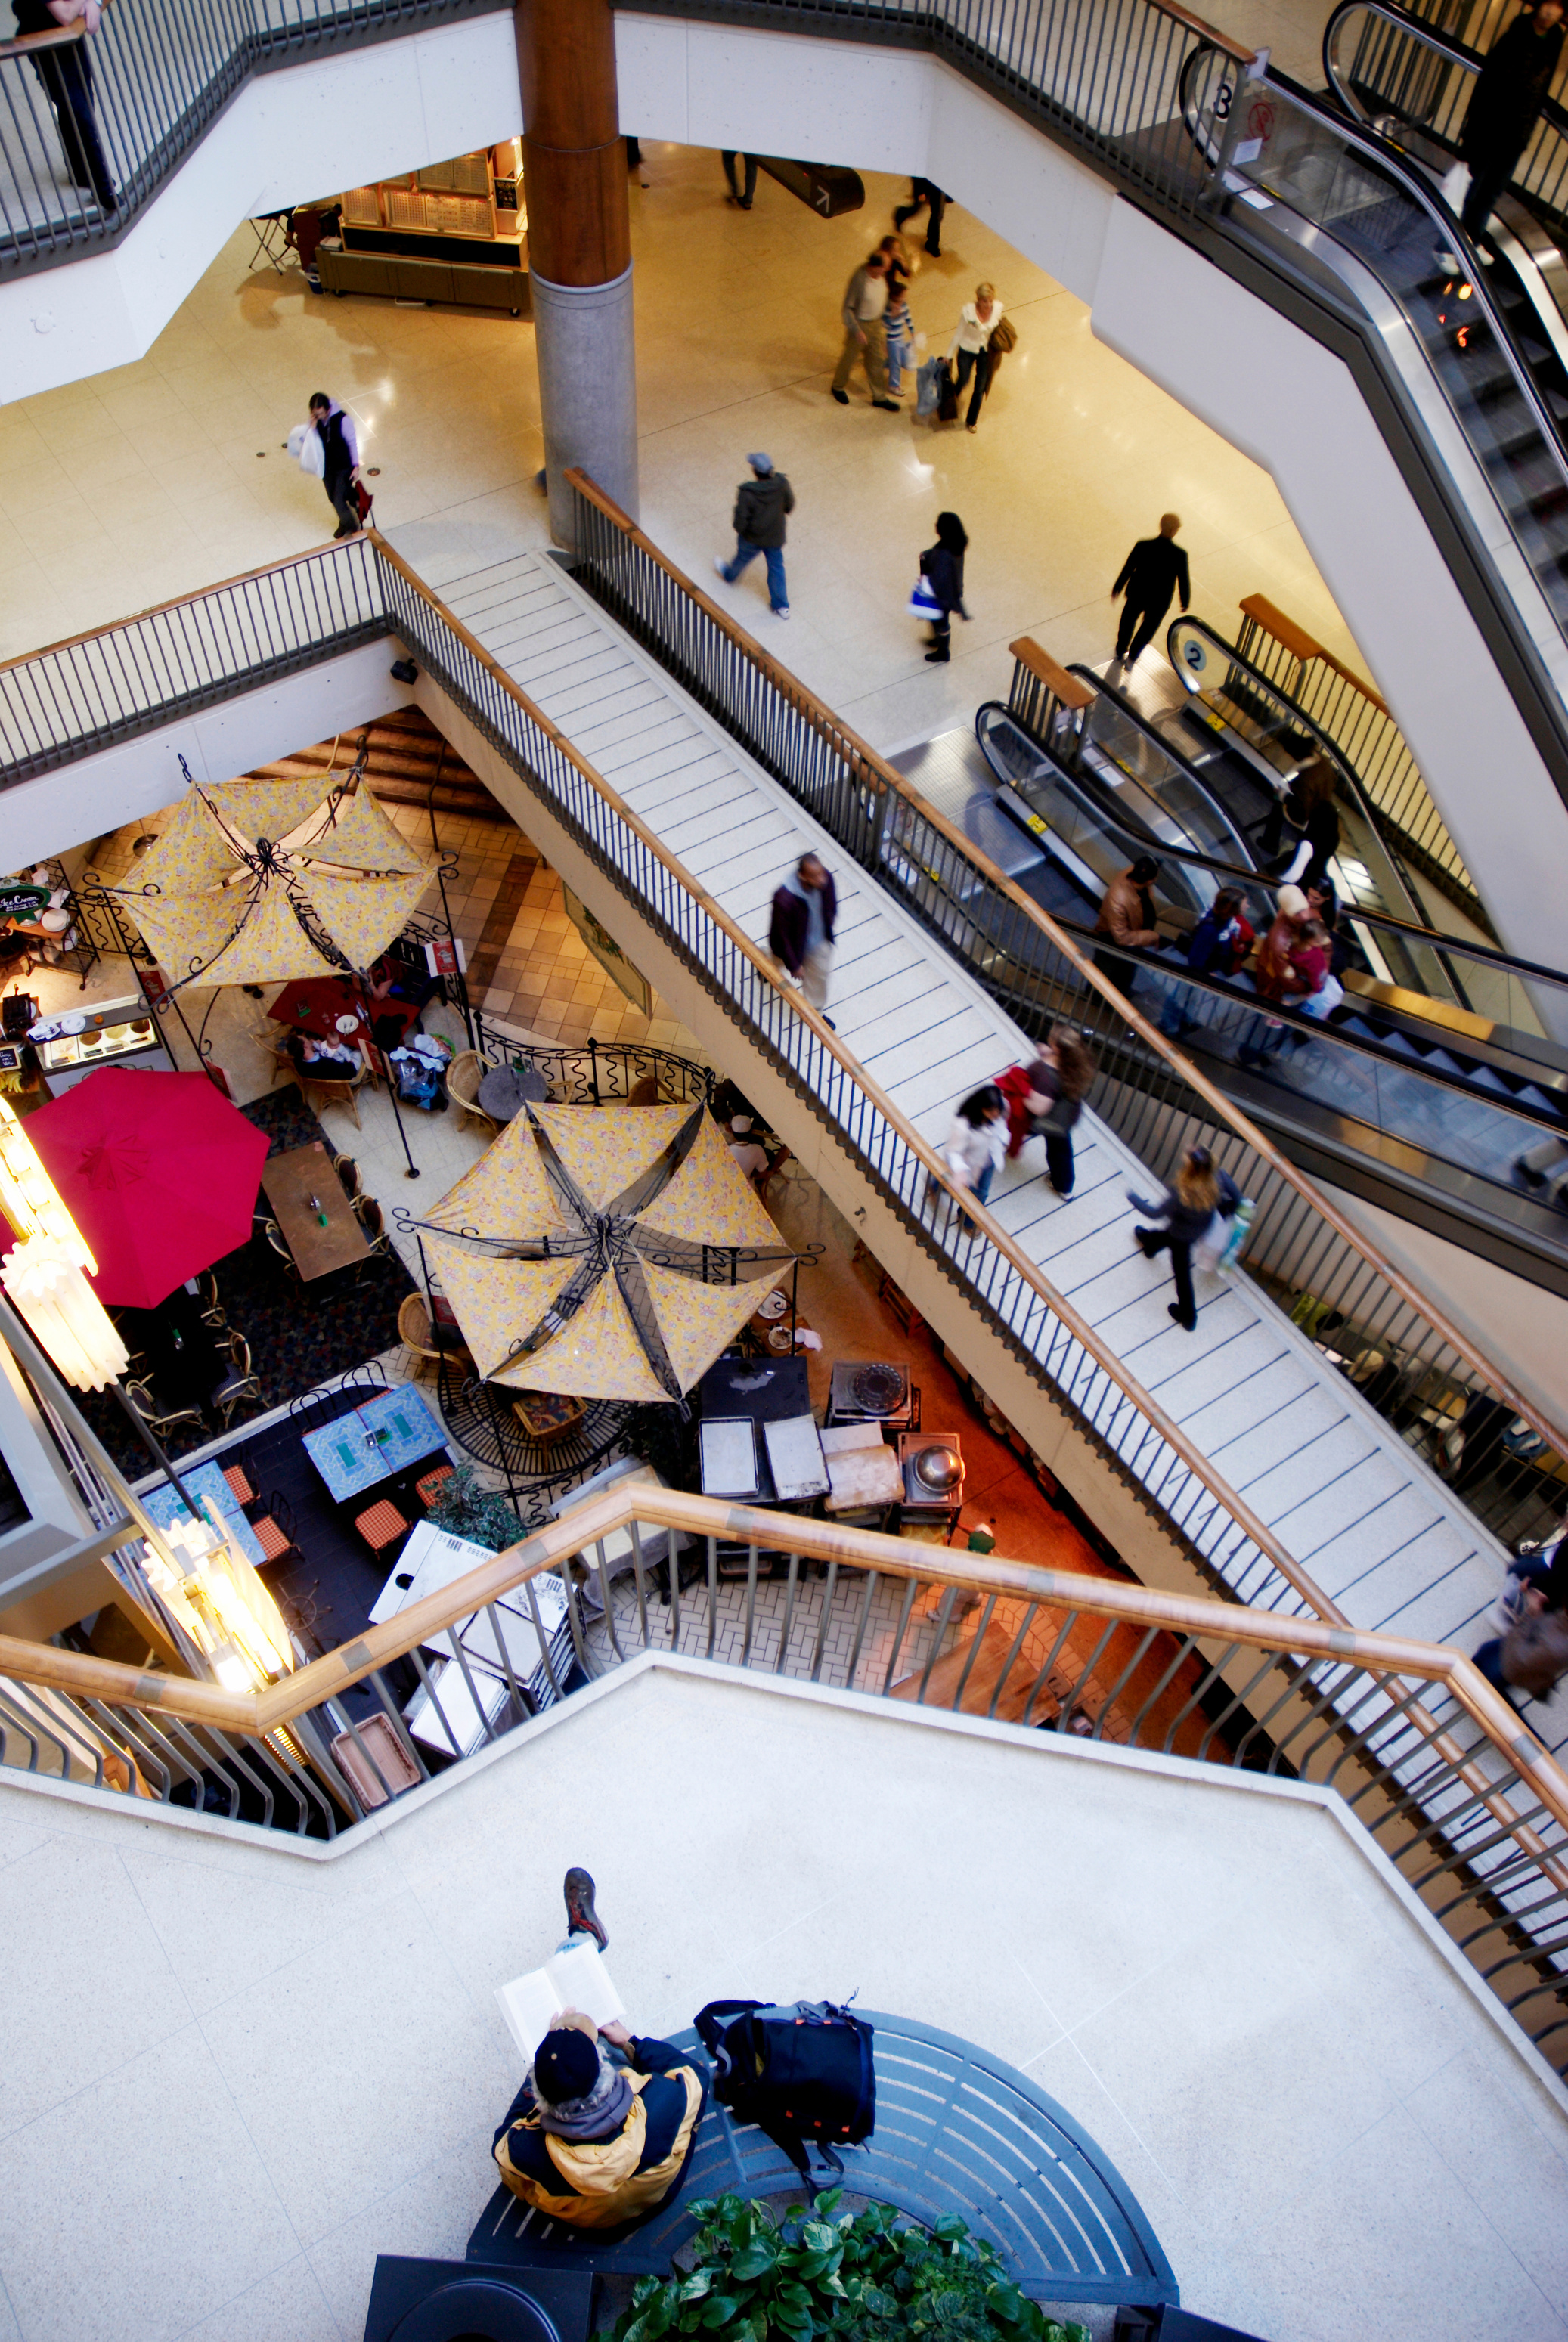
1446, 0, 1565, 259
894, 177, 949, 256
946, 283, 1002, 432
14, 0, 115, 212
919, 510, 969, 662
832, 249, 899, 408
1111, 513, 1191, 667
714, 452, 793, 619
722, 150, 758, 208
308, 392, 366, 540
1130, 1143, 1240, 1331
769, 852, 837, 1019
942, 1084, 1009, 1209
881, 234, 917, 398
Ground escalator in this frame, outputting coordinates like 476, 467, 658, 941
1176, 38, 1568, 696
888, 697, 1568, 1288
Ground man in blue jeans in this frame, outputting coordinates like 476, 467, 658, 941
714, 453, 793, 620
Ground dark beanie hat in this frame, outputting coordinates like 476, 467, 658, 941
534, 2026, 601, 2103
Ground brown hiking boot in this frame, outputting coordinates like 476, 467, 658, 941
563, 1866, 608, 1950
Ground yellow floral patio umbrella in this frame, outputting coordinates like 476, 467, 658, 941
112, 773, 438, 993
423, 1100, 792, 1402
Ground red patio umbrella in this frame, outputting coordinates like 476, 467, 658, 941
23, 1067, 272, 1309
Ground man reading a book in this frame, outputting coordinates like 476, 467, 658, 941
493, 1873, 706, 2231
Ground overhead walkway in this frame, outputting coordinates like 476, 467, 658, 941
392, 525, 1550, 1685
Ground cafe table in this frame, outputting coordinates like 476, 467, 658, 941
302, 1384, 448, 1505
260, 1143, 368, 1281
142, 1460, 268, 1566
476, 1061, 549, 1123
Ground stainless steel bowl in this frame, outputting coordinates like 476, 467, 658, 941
913, 1443, 962, 1493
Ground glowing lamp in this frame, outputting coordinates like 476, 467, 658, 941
1, 1238, 128, 1392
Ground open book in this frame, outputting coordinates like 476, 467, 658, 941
495, 1938, 627, 2068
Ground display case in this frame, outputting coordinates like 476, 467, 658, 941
319, 144, 529, 314
35, 995, 175, 1093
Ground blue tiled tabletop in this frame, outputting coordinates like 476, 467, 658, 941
302, 1385, 447, 1505
143, 1461, 267, 1568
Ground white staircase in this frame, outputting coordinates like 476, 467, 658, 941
412, 542, 1517, 1718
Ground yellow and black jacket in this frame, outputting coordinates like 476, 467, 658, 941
493, 2035, 705, 2231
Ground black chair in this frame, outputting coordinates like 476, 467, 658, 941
214, 1331, 262, 1428
124, 1378, 205, 1439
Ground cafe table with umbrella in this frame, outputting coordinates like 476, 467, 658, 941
20, 1067, 271, 1414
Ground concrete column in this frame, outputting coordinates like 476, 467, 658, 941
516, 0, 638, 550
531, 266, 637, 550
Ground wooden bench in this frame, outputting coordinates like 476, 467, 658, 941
466, 2010, 1177, 2314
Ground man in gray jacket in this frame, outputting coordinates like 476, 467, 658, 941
831, 251, 898, 408
714, 453, 795, 618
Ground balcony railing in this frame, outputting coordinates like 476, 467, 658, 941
4, 1470, 1566, 2069
562, 470, 1568, 1559
0, 0, 510, 272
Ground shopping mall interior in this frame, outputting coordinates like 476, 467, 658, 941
2, 1, 1568, 2337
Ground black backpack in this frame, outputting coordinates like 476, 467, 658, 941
695, 2000, 875, 2179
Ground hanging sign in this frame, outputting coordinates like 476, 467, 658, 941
423, 935, 468, 977
0, 884, 51, 923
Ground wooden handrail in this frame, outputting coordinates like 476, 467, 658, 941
1009, 637, 1095, 711
562, 470, 1568, 1479
371, 529, 1339, 1622
1, 1484, 1564, 1858
1238, 593, 1391, 715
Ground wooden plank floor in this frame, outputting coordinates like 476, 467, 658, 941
424, 547, 1520, 1730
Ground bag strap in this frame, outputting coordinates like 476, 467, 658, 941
694, 1999, 763, 2062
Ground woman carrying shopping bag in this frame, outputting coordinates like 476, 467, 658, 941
915, 511, 969, 662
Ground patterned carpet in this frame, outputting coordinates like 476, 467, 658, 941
80, 1087, 416, 1478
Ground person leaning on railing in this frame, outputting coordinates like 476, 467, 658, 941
12, 0, 115, 213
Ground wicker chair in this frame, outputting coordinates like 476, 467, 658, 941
299, 1062, 368, 1129
398, 1290, 470, 1380
446, 1049, 499, 1138
215, 1331, 262, 1428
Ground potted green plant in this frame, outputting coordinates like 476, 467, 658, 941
609, 2192, 1089, 2342
426, 1461, 528, 1553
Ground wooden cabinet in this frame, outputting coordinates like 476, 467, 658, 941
321, 144, 529, 316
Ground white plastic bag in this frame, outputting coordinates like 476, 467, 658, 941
1439, 159, 1470, 214
287, 421, 325, 479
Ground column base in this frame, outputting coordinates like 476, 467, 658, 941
532, 262, 639, 553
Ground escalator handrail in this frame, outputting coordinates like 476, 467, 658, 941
1068, 644, 1568, 993
1177, 42, 1568, 491
980, 696, 1568, 1041
1322, 0, 1568, 158
1164, 606, 1436, 917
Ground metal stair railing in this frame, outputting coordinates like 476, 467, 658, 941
564, 467, 1568, 1557
2, 1462, 1566, 2067
0, 0, 511, 273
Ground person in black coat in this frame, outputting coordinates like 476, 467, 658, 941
12, 0, 114, 211
714, 453, 794, 618
1261, 754, 1341, 890
1456, 0, 1565, 246
1130, 1144, 1240, 1331
768, 852, 838, 1015
919, 510, 969, 663
1112, 514, 1191, 667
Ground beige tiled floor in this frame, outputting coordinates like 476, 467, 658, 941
0, 146, 1370, 765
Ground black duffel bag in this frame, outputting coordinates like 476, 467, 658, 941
695, 1999, 875, 2179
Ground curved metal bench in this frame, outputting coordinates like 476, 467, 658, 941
467, 2011, 1177, 2313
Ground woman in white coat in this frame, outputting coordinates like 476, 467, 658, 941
943, 1084, 1009, 1210
946, 282, 1002, 433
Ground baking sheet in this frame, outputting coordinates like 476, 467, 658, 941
763, 1412, 829, 1501
699, 1417, 760, 1497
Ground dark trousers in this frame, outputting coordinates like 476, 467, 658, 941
1461, 141, 1525, 240
896, 178, 947, 252
325, 470, 360, 537
722, 151, 758, 205
1094, 944, 1139, 997
953, 345, 989, 428
1117, 592, 1172, 664
31, 44, 113, 209
1043, 1129, 1075, 1195
1140, 1228, 1197, 1327
1473, 1637, 1527, 1711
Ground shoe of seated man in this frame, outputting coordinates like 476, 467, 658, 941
563, 1865, 608, 1950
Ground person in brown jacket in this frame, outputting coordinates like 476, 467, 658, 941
1093, 855, 1161, 996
